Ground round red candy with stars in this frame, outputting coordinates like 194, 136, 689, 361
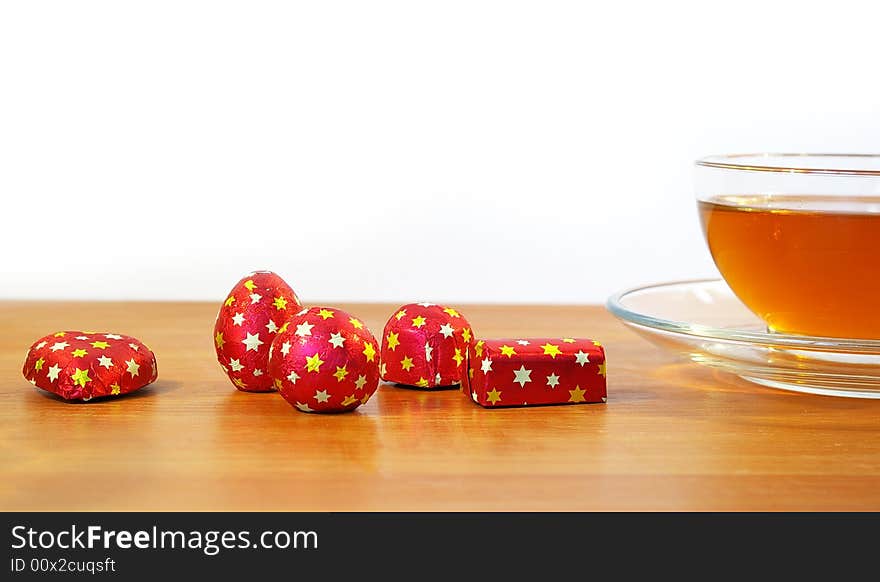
214, 270, 302, 392
22, 331, 158, 401
380, 302, 474, 388
267, 307, 380, 413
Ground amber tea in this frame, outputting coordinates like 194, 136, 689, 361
699, 195, 880, 339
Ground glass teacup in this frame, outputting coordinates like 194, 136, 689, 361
696, 154, 880, 339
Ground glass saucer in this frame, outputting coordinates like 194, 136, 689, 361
606, 279, 880, 398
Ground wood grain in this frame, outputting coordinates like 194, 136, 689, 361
2, 301, 879, 511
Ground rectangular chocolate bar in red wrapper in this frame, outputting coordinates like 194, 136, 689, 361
462, 338, 606, 408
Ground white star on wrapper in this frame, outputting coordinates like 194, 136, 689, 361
105, 334, 123, 340
297, 308, 308, 316
232, 313, 245, 326
128, 343, 140, 351
439, 323, 454, 338
229, 359, 244, 372
314, 389, 330, 403
265, 320, 278, 334
417, 302, 435, 307
280, 342, 292, 356
472, 390, 479, 402
126, 359, 141, 377
250, 293, 262, 304
253, 369, 263, 377
242, 332, 264, 352
35, 341, 47, 350
295, 322, 314, 337
546, 373, 560, 389
574, 350, 590, 366
328, 332, 346, 348
47, 364, 61, 382
50, 342, 69, 352
287, 370, 301, 384
75, 335, 89, 340
516, 340, 530, 346
295, 402, 313, 412
435, 372, 442, 384
513, 365, 532, 387
425, 343, 433, 362
98, 355, 114, 369
481, 358, 493, 373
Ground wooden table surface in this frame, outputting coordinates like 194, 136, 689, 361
2, 301, 879, 511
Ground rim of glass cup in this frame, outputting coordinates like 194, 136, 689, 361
695, 153, 880, 177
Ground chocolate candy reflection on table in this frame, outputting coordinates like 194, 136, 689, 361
462, 338, 606, 408
214, 270, 302, 392
380, 303, 474, 388
268, 307, 380, 413
22, 331, 158, 401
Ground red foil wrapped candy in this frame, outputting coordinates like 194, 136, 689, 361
214, 270, 303, 392
380, 303, 474, 388
22, 331, 158, 401
268, 307, 380, 413
462, 337, 606, 408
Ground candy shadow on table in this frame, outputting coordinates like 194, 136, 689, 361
31, 379, 182, 404
391, 383, 461, 392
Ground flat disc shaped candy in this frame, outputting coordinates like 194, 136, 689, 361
22, 331, 158, 401
268, 307, 380, 413
214, 270, 302, 392
380, 303, 474, 388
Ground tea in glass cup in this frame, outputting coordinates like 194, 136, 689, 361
695, 154, 880, 339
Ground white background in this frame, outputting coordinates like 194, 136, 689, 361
2, 1, 879, 304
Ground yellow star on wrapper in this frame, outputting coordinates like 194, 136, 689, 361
597, 362, 607, 377
54, 332, 66, 337
349, 317, 364, 330
541, 343, 562, 358
243, 279, 257, 291
362, 342, 376, 362
233, 377, 248, 389
333, 365, 349, 382
395, 309, 406, 321
71, 348, 88, 358
279, 321, 289, 333
34, 357, 45, 371
341, 394, 358, 407
91, 340, 110, 350
273, 296, 288, 310
305, 353, 325, 373
110, 383, 121, 396
562, 338, 576, 343
474, 340, 484, 357
411, 316, 427, 329
443, 307, 460, 318
486, 388, 502, 405
274, 378, 283, 390
593, 340, 603, 347
568, 385, 587, 403
71, 368, 91, 388
214, 332, 225, 349
415, 377, 429, 388
453, 348, 463, 366
318, 309, 335, 320
225, 296, 236, 307
360, 392, 371, 405
499, 345, 516, 358
385, 332, 400, 351
400, 356, 414, 371
461, 328, 472, 343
